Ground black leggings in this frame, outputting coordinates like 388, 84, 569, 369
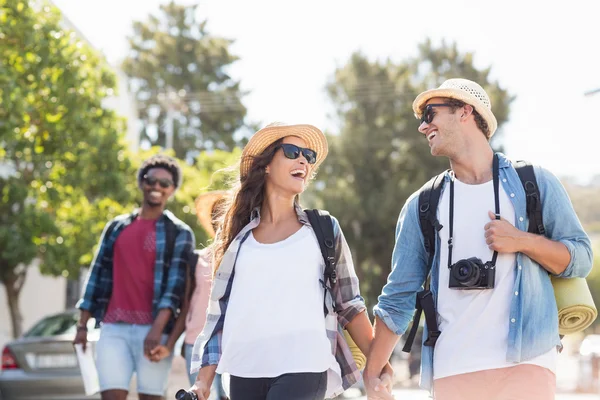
229, 371, 327, 400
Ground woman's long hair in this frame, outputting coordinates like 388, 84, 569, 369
212, 138, 293, 271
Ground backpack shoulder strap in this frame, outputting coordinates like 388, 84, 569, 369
514, 161, 545, 235
305, 209, 337, 315
418, 171, 447, 271
402, 171, 446, 353
164, 217, 178, 266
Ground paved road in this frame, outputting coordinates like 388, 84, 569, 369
350, 388, 599, 399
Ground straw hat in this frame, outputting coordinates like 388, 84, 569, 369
195, 190, 227, 238
240, 122, 328, 178
412, 78, 498, 137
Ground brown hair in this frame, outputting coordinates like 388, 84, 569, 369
212, 138, 301, 271
422, 98, 491, 139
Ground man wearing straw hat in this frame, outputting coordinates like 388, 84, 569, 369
365, 79, 593, 399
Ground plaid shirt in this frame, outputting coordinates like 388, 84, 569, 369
77, 209, 195, 333
190, 205, 365, 397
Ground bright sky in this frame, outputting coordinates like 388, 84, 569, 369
52, 0, 600, 183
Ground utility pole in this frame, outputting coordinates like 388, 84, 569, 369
157, 90, 187, 150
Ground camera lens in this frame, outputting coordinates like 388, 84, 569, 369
452, 259, 481, 287
458, 265, 470, 277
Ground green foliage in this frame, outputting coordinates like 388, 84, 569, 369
565, 182, 600, 235
0, 0, 133, 336
121, 1, 248, 159
583, 239, 600, 329
317, 40, 514, 308
0, 0, 131, 276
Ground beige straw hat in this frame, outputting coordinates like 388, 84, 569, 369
240, 122, 328, 178
195, 190, 227, 238
412, 78, 498, 137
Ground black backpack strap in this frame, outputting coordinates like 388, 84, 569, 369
164, 217, 178, 266
305, 209, 337, 315
403, 171, 446, 353
418, 172, 446, 275
514, 161, 545, 236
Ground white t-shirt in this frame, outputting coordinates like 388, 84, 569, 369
433, 177, 556, 380
217, 225, 339, 378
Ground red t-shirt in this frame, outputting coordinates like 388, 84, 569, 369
103, 217, 157, 325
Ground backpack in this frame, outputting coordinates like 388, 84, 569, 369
304, 209, 367, 370
402, 160, 544, 353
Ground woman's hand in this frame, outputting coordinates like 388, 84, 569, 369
149, 344, 172, 362
192, 365, 217, 400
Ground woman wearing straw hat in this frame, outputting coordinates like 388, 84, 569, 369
187, 123, 392, 400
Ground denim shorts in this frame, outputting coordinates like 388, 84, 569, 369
96, 323, 173, 396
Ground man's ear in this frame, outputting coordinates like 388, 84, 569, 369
462, 104, 474, 119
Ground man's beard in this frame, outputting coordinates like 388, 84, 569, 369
145, 197, 163, 207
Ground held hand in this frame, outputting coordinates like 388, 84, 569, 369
484, 211, 525, 253
364, 370, 395, 400
143, 328, 162, 359
378, 362, 394, 393
149, 344, 172, 362
72, 329, 88, 352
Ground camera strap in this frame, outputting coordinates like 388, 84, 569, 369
448, 154, 500, 268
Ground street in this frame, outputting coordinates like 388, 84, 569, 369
349, 389, 599, 399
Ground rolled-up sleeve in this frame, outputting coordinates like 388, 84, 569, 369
537, 167, 593, 278
373, 195, 429, 335
331, 217, 367, 327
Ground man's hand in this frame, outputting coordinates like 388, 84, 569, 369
72, 329, 88, 352
380, 362, 394, 393
149, 344, 172, 362
484, 211, 525, 253
364, 369, 395, 400
144, 328, 162, 359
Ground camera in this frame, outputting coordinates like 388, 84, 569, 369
448, 257, 495, 290
175, 389, 198, 400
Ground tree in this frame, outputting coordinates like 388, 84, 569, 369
0, 0, 132, 337
315, 40, 514, 308
122, 1, 248, 159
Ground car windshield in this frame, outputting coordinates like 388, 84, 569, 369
23, 313, 95, 338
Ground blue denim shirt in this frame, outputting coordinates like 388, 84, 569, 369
374, 153, 593, 391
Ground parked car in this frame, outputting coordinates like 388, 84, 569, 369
0, 309, 101, 400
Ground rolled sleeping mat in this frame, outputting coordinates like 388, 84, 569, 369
552, 276, 598, 335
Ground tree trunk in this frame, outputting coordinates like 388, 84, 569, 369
3, 269, 26, 338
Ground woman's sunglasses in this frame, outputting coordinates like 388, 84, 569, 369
143, 175, 174, 188
421, 103, 453, 124
276, 144, 317, 164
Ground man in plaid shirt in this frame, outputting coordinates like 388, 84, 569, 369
74, 155, 195, 400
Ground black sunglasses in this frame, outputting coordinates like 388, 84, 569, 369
421, 103, 453, 124
143, 175, 174, 189
276, 144, 317, 164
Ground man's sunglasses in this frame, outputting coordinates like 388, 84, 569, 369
421, 103, 453, 124
276, 144, 317, 164
143, 175, 174, 189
